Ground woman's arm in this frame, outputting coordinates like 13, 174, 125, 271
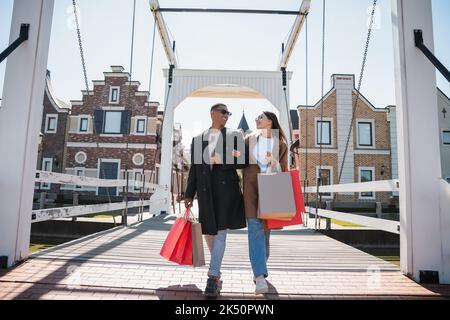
279, 141, 289, 172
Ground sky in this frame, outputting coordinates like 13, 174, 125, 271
1, 0, 449, 147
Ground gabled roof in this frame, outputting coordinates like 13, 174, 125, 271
297, 74, 387, 113
45, 70, 71, 112
290, 109, 299, 129
238, 112, 250, 133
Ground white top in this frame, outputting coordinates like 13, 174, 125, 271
253, 135, 274, 172
208, 129, 221, 168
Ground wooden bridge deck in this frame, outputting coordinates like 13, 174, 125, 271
1, 214, 449, 300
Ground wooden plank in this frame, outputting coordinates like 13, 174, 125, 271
30, 215, 399, 272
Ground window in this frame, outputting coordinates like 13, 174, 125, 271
104, 111, 122, 134
443, 131, 450, 145
75, 168, 84, 189
109, 87, 120, 104
79, 117, 89, 132
132, 153, 145, 166
75, 151, 87, 164
357, 121, 374, 147
360, 167, 375, 199
45, 114, 57, 133
41, 158, 53, 189
136, 119, 146, 134
134, 170, 143, 191
316, 120, 331, 145
446, 177, 450, 184
316, 166, 333, 198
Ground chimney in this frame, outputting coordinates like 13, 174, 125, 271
111, 66, 125, 73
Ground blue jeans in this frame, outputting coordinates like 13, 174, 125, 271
204, 230, 228, 278
247, 218, 271, 278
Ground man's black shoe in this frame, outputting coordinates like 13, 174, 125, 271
204, 278, 222, 297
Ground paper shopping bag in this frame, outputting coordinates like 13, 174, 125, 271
191, 221, 205, 267
267, 169, 304, 229
257, 171, 296, 220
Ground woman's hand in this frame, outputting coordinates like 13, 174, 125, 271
265, 152, 278, 167
231, 149, 241, 158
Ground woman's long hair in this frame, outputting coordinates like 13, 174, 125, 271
263, 111, 287, 143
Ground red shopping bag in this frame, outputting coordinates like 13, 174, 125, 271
160, 209, 194, 265
266, 169, 304, 229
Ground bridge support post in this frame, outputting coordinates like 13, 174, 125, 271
0, 0, 54, 268
391, 0, 448, 283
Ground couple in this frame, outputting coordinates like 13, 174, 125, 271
184, 103, 288, 297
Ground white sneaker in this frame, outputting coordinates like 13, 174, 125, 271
255, 275, 269, 294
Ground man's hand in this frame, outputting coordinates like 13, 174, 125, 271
231, 149, 241, 158
185, 197, 193, 208
210, 153, 223, 165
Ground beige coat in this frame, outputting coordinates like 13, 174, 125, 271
242, 132, 289, 219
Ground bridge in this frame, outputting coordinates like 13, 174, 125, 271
1, 0, 450, 301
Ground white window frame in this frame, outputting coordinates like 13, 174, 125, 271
96, 158, 121, 196
103, 111, 122, 134
134, 116, 147, 135
78, 116, 90, 133
109, 86, 120, 104
442, 129, 450, 146
45, 114, 58, 134
315, 118, 333, 148
41, 157, 53, 190
75, 167, 85, 190
356, 119, 376, 149
132, 168, 144, 192
359, 167, 376, 200
316, 165, 333, 199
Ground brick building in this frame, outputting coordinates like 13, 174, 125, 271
294, 74, 396, 204
62, 66, 159, 196
36, 70, 71, 193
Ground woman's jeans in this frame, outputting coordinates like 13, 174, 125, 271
204, 230, 228, 278
247, 218, 271, 278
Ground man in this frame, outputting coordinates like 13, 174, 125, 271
184, 103, 246, 297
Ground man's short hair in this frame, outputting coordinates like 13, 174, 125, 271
210, 103, 227, 112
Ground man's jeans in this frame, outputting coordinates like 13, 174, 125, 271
204, 230, 228, 278
247, 218, 271, 278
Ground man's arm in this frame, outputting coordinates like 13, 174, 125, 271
221, 130, 247, 170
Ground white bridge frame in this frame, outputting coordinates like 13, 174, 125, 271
0, 0, 449, 285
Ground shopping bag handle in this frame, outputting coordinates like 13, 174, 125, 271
183, 207, 198, 222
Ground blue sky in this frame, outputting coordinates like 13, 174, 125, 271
1, 0, 449, 146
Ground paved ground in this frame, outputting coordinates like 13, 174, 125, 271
1, 213, 449, 300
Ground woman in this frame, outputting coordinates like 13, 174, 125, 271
242, 111, 288, 294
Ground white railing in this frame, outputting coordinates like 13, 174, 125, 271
32, 171, 167, 223
304, 179, 400, 234
304, 179, 399, 193
36, 170, 164, 191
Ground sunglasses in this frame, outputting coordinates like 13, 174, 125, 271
255, 115, 266, 121
213, 109, 232, 116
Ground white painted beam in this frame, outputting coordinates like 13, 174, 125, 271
31, 199, 164, 223
391, 0, 446, 283
149, 0, 177, 67
304, 180, 400, 193
0, 0, 55, 268
307, 207, 400, 234
279, 0, 310, 69
35, 171, 163, 191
